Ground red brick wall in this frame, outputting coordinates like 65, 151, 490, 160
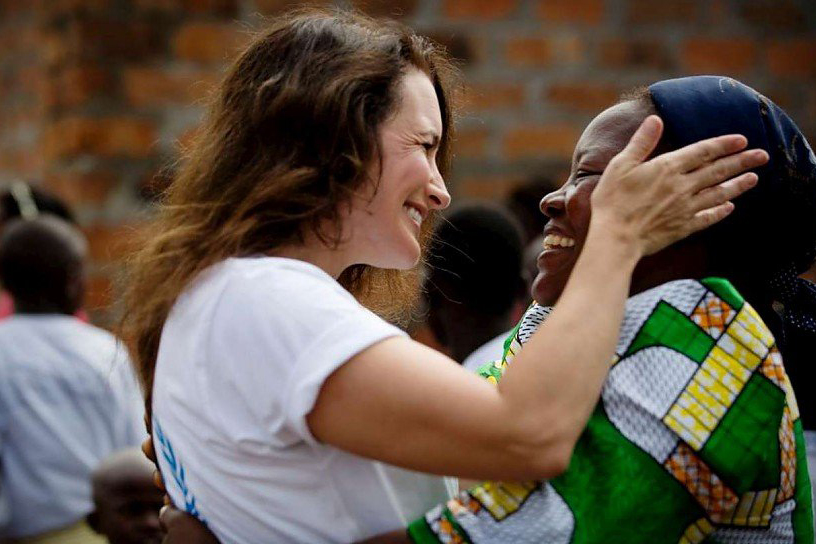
1, 0, 814, 322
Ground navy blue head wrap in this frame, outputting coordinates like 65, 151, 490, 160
649, 76, 816, 426
649, 76, 816, 278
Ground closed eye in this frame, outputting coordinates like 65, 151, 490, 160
418, 131, 440, 153
571, 170, 600, 185
574, 170, 600, 179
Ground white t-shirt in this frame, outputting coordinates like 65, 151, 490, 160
0, 315, 144, 538
152, 257, 452, 544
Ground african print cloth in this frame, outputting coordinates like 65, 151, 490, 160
408, 278, 814, 543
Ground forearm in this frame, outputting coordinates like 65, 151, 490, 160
496, 218, 639, 465
310, 226, 641, 481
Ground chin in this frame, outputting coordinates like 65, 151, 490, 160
531, 273, 562, 307
391, 251, 422, 270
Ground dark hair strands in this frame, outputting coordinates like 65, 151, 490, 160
120, 8, 461, 418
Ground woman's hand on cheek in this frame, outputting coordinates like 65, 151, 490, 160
590, 114, 767, 256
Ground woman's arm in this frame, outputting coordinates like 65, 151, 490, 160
308, 116, 766, 481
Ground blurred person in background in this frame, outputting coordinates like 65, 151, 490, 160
0, 216, 143, 544
505, 178, 554, 247
424, 203, 528, 371
0, 182, 84, 321
507, 179, 557, 295
88, 448, 163, 544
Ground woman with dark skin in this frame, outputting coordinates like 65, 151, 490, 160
400, 77, 814, 543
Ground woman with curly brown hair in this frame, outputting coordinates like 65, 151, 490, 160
123, 9, 766, 543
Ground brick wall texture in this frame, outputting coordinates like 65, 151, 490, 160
1, 0, 815, 322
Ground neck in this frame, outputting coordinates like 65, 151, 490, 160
272, 231, 352, 279
629, 241, 709, 296
629, 245, 781, 339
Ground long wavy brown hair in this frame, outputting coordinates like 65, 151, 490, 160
120, 8, 460, 413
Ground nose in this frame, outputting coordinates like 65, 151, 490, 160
539, 188, 565, 219
427, 173, 451, 210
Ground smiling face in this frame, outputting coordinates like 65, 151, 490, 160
343, 69, 451, 270
531, 100, 652, 305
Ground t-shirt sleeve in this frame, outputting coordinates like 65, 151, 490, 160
207, 266, 406, 447
283, 307, 405, 445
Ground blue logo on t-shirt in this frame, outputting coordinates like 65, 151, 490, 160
153, 417, 207, 525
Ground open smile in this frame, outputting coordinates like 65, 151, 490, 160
403, 203, 425, 229
542, 233, 576, 250
537, 231, 578, 272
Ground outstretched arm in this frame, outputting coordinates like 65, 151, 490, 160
308, 117, 766, 481
146, 118, 767, 541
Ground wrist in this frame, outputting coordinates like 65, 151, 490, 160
585, 214, 643, 266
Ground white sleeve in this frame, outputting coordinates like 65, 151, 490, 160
283, 309, 404, 445
207, 268, 406, 447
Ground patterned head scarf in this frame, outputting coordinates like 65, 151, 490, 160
649, 76, 816, 340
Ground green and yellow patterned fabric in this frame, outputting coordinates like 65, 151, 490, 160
408, 278, 814, 543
